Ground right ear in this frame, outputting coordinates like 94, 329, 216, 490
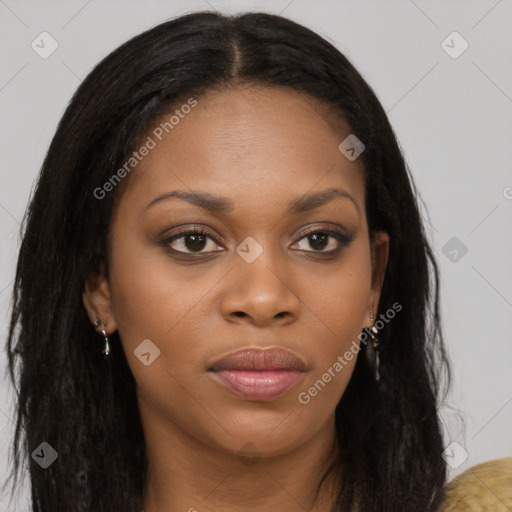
82, 270, 117, 335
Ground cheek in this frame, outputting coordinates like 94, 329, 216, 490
107, 230, 224, 379
108, 242, 172, 347
313, 241, 371, 328
107, 241, 217, 430
299, 241, 372, 395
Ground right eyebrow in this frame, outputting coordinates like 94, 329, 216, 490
145, 190, 234, 213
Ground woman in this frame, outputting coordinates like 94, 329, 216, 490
4, 10, 457, 512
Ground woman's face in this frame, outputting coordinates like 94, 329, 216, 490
84, 86, 388, 459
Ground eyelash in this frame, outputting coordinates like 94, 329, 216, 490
160, 225, 353, 256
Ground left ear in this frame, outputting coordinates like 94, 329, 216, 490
365, 230, 390, 326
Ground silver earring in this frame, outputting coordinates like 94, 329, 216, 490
100, 329, 110, 358
367, 310, 381, 381
94, 319, 110, 359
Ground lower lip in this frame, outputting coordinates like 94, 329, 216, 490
210, 369, 304, 401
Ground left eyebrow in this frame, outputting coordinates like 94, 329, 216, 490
288, 187, 360, 216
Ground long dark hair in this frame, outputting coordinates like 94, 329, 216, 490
4, 10, 451, 511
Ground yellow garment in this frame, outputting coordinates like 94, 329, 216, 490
440, 457, 512, 511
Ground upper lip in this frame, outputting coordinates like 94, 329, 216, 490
209, 347, 307, 372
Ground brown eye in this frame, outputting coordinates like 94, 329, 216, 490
162, 228, 223, 254
293, 229, 353, 253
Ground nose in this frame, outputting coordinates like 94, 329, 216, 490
220, 250, 301, 327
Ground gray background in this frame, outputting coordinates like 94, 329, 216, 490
1, 0, 511, 509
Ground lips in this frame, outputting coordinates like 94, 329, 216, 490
208, 348, 306, 401
209, 347, 306, 372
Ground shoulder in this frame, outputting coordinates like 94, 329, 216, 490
440, 457, 512, 511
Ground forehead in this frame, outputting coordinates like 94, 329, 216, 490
116, 86, 365, 216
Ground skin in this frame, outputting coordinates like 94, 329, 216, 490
83, 85, 389, 512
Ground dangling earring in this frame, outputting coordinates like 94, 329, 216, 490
100, 329, 111, 359
367, 309, 381, 381
94, 319, 110, 359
